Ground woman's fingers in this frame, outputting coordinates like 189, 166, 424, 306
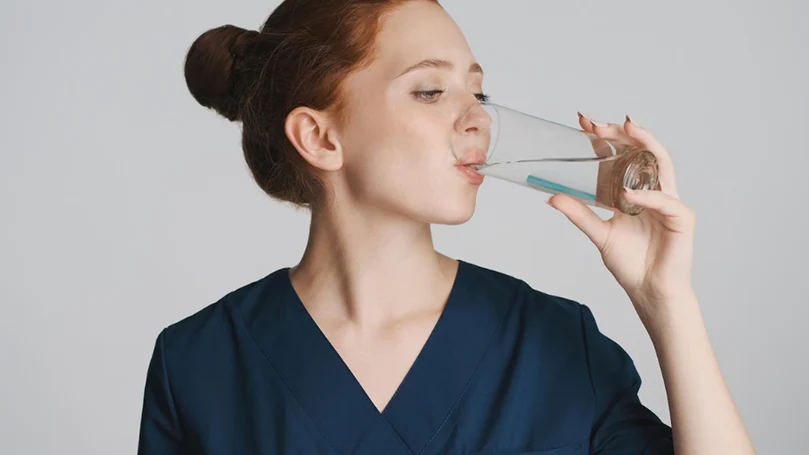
623, 188, 694, 233
577, 112, 596, 134
623, 115, 679, 198
577, 112, 680, 199
547, 193, 610, 250
578, 112, 644, 149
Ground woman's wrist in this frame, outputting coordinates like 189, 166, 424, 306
628, 288, 703, 345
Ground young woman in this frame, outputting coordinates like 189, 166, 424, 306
138, 1, 755, 453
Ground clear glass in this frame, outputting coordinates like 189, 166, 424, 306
462, 102, 659, 215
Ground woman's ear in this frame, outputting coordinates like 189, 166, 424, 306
284, 106, 343, 171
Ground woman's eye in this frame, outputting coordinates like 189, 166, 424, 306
412, 90, 491, 104
413, 90, 444, 102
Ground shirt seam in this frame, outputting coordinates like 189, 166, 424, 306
417, 282, 521, 455
231, 301, 352, 455
158, 329, 184, 442
578, 304, 598, 451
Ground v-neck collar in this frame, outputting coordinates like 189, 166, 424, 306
241, 260, 512, 455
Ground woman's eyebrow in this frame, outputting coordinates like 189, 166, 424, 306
394, 58, 484, 78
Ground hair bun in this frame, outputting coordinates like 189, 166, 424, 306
184, 24, 259, 121
230, 28, 260, 59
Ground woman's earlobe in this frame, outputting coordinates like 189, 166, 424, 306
285, 106, 343, 171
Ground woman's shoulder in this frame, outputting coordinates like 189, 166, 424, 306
463, 260, 630, 379
461, 259, 585, 319
459, 259, 600, 353
155, 267, 290, 358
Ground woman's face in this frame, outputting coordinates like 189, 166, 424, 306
334, 0, 492, 225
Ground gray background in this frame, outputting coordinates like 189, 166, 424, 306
2, 0, 807, 453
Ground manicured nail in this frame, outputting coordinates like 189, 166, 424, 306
625, 114, 638, 126
578, 111, 600, 125
624, 186, 635, 194
590, 119, 608, 128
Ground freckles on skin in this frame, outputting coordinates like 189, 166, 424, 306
341, 64, 448, 172
329, 1, 483, 218
377, 1, 472, 72
337, 78, 475, 207
383, 114, 447, 195
337, 1, 478, 167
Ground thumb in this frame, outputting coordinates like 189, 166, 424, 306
547, 194, 609, 250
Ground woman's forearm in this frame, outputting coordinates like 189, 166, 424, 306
637, 293, 756, 455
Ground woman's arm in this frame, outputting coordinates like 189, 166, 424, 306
138, 330, 184, 454
548, 113, 756, 454
637, 292, 756, 455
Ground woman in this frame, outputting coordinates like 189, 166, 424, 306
138, 0, 755, 453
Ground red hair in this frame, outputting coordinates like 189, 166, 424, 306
184, 0, 441, 207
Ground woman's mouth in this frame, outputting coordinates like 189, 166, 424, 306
455, 163, 485, 185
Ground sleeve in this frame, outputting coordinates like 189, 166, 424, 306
579, 304, 674, 455
137, 330, 184, 455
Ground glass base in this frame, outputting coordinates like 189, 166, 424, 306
601, 148, 659, 215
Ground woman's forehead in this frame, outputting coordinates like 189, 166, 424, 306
373, 2, 474, 78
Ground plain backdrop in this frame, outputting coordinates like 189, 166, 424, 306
2, 0, 808, 453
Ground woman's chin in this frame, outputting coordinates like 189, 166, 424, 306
430, 199, 477, 226
385, 191, 478, 226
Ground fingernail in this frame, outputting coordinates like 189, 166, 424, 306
625, 114, 638, 126
578, 111, 601, 126
624, 186, 635, 194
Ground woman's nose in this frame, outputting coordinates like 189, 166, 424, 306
455, 101, 492, 135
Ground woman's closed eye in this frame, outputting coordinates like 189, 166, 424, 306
412, 90, 490, 103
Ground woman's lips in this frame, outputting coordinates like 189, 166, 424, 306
455, 164, 485, 185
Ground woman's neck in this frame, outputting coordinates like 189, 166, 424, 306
289, 202, 458, 329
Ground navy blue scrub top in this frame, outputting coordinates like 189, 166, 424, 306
138, 260, 673, 454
